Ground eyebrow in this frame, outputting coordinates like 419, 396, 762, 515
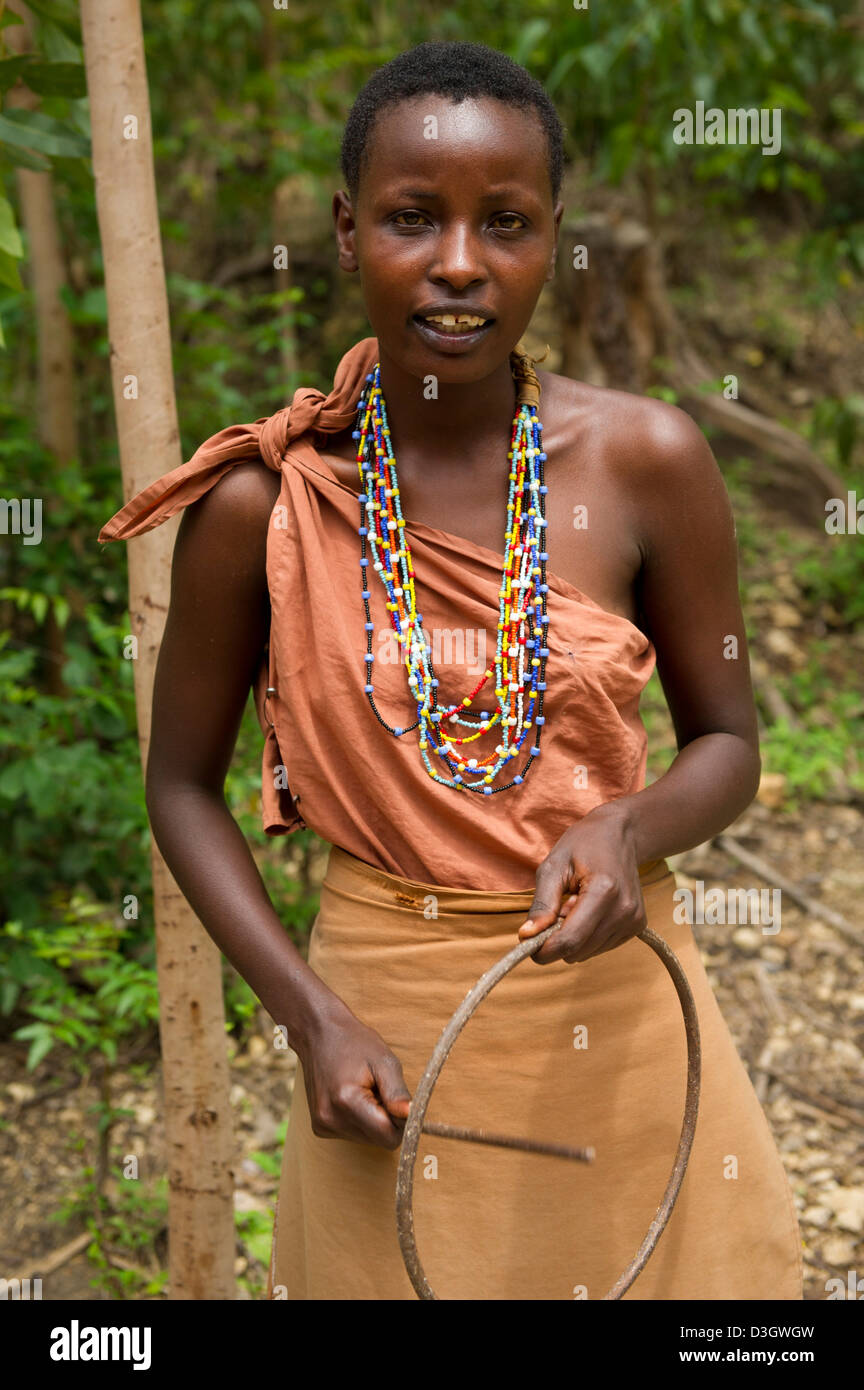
389, 187, 535, 203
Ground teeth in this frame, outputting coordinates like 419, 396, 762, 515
422, 313, 488, 332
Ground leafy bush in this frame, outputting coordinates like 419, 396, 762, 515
2, 894, 159, 1068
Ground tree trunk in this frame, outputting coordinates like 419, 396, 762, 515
556, 212, 675, 391
80, 0, 235, 1300
6, 8, 79, 462
6, 3, 76, 696
272, 189, 298, 385
261, 4, 298, 386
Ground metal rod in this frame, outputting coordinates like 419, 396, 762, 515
420, 1119, 595, 1164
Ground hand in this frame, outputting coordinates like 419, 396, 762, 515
517, 804, 647, 965
296, 1002, 412, 1150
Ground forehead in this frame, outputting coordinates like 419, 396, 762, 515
359, 94, 550, 201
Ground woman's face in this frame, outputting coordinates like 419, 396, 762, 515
334, 94, 564, 386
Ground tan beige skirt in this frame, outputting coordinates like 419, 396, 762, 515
268, 845, 803, 1300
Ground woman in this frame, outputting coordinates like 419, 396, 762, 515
99, 41, 803, 1300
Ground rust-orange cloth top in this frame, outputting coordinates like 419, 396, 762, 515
98, 337, 656, 890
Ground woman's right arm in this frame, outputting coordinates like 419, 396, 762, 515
143, 461, 411, 1148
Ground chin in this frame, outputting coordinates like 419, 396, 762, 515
378, 327, 517, 384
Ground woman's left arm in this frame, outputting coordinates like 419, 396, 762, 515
520, 403, 761, 964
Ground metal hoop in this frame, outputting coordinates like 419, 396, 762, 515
395, 925, 702, 1300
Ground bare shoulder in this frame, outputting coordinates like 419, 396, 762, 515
191, 459, 282, 527
540, 367, 720, 487
182, 460, 282, 541
176, 459, 283, 594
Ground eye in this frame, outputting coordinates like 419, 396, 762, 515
391, 210, 429, 227
491, 213, 528, 231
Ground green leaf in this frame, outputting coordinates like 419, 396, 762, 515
795, 2, 834, 20
114, 987, 139, 1018
545, 49, 581, 96
0, 759, 28, 798
21, 62, 88, 99
0, 979, 19, 1014
26, 1030, 55, 1069
16, 0, 82, 44
14, 1022, 48, 1041
766, 83, 811, 118
249, 1149, 281, 1176
508, 19, 549, 67
0, 109, 90, 160
576, 42, 616, 82
243, 1225, 273, 1265
0, 56, 32, 92
739, 11, 775, 63
0, 138, 50, 172
0, 198, 23, 258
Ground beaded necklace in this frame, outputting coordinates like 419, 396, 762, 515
353, 347, 549, 795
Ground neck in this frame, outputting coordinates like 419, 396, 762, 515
375, 343, 519, 472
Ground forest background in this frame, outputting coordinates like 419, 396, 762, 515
0, 0, 862, 1300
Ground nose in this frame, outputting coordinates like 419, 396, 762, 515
428, 221, 486, 291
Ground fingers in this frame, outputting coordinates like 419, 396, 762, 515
312, 1078, 406, 1150
370, 1053, 412, 1123
347, 1084, 407, 1149
528, 886, 603, 966
529, 876, 647, 965
569, 896, 647, 960
313, 1049, 413, 1150
518, 858, 576, 940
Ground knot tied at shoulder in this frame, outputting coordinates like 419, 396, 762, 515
97, 337, 380, 543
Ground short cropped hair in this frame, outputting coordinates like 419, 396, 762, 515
341, 41, 565, 203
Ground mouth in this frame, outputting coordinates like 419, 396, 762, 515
411, 311, 496, 350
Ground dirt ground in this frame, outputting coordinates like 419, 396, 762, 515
2, 793, 862, 1302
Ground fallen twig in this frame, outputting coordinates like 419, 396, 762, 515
762, 1067, 864, 1125
752, 1037, 777, 1106
103, 1248, 160, 1283
750, 660, 802, 731
16, 1076, 83, 1111
787, 995, 863, 1043
789, 1097, 852, 1130
715, 834, 861, 949
13, 1229, 91, 1281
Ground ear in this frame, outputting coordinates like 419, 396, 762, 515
333, 189, 359, 273
546, 198, 565, 282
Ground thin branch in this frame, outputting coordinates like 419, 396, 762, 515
12, 1230, 92, 1281
715, 834, 862, 949
763, 1067, 864, 1126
